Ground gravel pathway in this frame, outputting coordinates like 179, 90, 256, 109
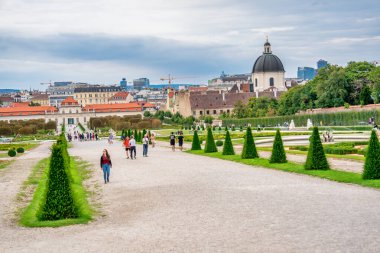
0, 140, 380, 252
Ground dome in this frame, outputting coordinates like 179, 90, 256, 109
252, 53, 285, 73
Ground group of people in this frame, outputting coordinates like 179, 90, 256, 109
169, 131, 184, 151
67, 131, 99, 142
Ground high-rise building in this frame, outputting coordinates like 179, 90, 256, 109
297, 67, 316, 80
120, 78, 127, 89
317, 59, 328, 69
133, 78, 150, 90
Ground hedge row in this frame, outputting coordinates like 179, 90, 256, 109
223, 110, 380, 127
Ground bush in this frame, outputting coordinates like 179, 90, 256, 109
16, 147, 25, 153
8, 149, 16, 157
191, 131, 202, 150
362, 130, 380, 179
305, 127, 330, 170
216, 140, 223, 146
204, 127, 217, 153
222, 130, 235, 155
270, 129, 287, 163
241, 127, 259, 159
40, 142, 77, 220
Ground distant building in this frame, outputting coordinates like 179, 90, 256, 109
120, 78, 127, 90
133, 78, 150, 90
317, 59, 328, 69
297, 67, 316, 80
209, 73, 251, 89
108, 91, 134, 104
31, 94, 49, 106
373, 60, 380, 67
73, 86, 121, 106
54, 81, 73, 87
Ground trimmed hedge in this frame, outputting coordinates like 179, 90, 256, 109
204, 128, 217, 153
241, 127, 259, 159
191, 131, 202, 150
222, 130, 235, 155
270, 130, 287, 163
216, 140, 224, 147
363, 131, 380, 179
8, 149, 16, 157
16, 147, 25, 153
305, 127, 330, 170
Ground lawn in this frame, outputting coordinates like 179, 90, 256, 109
187, 150, 380, 189
0, 160, 13, 170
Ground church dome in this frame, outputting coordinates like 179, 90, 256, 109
252, 39, 285, 73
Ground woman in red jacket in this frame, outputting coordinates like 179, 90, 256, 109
100, 149, 112, 184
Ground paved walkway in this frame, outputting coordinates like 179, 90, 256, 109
1, 140, 380, 252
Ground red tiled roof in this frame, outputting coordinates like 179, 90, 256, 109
61, 96, 79, 105
189, 87, 208, 92
83, 103, 143, 113
0, 106, 57, 116
11, 102, 30, 107
109, 92, 130, 100
168, 92, 174, 98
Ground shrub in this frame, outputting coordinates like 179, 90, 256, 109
16, 147, 25, 153
305, 127, 330, 170
222, 130, 235, 155
191, 130, 202, 150
40, 143, 77, 220
216, 140, 223, 146
241, 127, 259, 159
362, 130, 380, 179
270, 129, 287, 163
8, 149, 16, 157
204, 127, 217, 153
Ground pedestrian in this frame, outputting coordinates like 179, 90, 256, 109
143, 134, 149, 157
95, 132, 98, 141
178, 132, 184, 151
123, 136, 131, 159
108, 133, 114, 144
130, 135, 137, 159
169, 132, 176, 151
151, 133, 156, 148
100, 149, 112, 184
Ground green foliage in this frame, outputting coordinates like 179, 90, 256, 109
204, 127, 217, 153
305, 127, 330, 170
8, 149, 16, 157
16, 147, 25, 153
270, 130, 287, 163
40, 143, 77, 220
222, 130, 235, 155
363, 131, 380, 179
88, 115, 159, 130
191, 130, 202, 150
215, 140, 223, 146
143, 111, 152, 118
360, 84, 373, 105
241, 127, 258, 159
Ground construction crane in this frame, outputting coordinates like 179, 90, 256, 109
160, 74, 175, 88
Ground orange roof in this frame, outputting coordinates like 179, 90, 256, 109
0, 106, 57, 116
11, 102, 30, 107
168, 92, 174, 98
84, 102, 143, 112
141, 102, 155, 108
61, 96, 79, 105
189, 86, 208, 92
109, 92, 130, 100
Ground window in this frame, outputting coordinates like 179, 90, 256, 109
213, 110, 217, 114
206, 110, 210, 115
193, 111, 196, 116
270, 77, 274, 86
255, 78, 258, 87
200, 111, 203, 115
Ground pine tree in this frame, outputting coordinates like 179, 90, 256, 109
241, 127, 259, 159
191, 130, 202, 150
222, 130, 235, 155
134, 129, 138, 139
363, 130, 380, 179
270, 129, 287, 163
142, 129, 147, 138
204, 127, 217, 153
305, 127, 330, 170
128, 129, 131, 137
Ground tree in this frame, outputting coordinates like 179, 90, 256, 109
143, 111, 152, 118
247, 97, 279, 117
368, 66, 380, 103
191, 130, 202, 150
222, 130, 235, 155
241, 127, 258, 159
305, 127, 329, 170
317, 68, 349, 108
233, 100, 249, 118
362, 130, 380, 179
359, 84, 373, 105
204, 127, 217, 153
270, 129, 287, 163
203, 116, 213, 124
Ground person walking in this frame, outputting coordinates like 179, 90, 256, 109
178, 132, 184, 151
123, 136, 131, 159
108, 132, 114, 144
142, 134, 149, 157
151, 133, 156, 148
169, 132, 176, 151
130, 135, 137, 159
100, 149, 112, 184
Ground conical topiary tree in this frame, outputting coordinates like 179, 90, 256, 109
191, 130, 202, 150
241, 127, 258, 159
134, 129, 138, 139
222, 130, 235, 155
270, 129, 287, 163
363, 130, 380, 179
204, 127, 217, 153
305, 127, 329, 170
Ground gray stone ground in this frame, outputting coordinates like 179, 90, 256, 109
0, 139, 380, 253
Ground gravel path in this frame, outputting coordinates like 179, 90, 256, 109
1, 140, 380, 252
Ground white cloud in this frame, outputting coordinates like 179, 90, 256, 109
250, 26, 296, 33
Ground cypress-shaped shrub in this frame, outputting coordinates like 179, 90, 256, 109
222, 130, 235, 155
270, 129, 287, 163
134, 129, 138, 139
204, 127, 217, 153
142, 129, 147, 138
363, 130, 380, 179
305, 127, 330, 170
40, 143, 77, 220
8, 149, 16, 157
241, 127, 258, 159
128, 129, 131, 137
191, 130, 202, 150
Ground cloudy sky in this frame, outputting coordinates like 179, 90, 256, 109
0, 0, 379, 89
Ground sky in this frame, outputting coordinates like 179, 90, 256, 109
0, 0, 379, 89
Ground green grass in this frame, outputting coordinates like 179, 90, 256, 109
0, 160, 13, 170
187, 150, 380, 189
0, 143, 38, 151
19, 157, 93, 227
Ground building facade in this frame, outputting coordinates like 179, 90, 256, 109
297, 67, 316, 80
133, 78, 150, 90
74, 86, 121, 106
